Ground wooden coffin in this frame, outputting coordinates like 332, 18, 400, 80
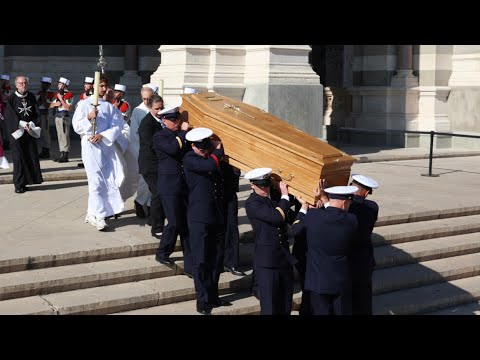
180, 91, 356, 204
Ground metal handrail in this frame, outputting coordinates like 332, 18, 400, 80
336, 126, 480, 177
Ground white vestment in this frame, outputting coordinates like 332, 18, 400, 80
72, 98, 125, 218
114, 119, 139, 202
129, 102, 151, 206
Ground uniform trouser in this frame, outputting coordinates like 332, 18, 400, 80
255, 266, 293, 315
55, 115, 70, 152
188, 221, 220, 304
310, 292, 352, 315
223, 193, 240, 269
292, 236, 311, 315
142, 173, 166, 235
39, 113, 50, 149
351, 271, 373, 315
213, 222, 226, 301
157, 194, 192, 274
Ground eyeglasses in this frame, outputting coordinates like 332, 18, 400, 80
16, 82, 27, 85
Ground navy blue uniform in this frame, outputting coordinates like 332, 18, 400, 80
152, 127, 191, 274
291, 210, 311, 316
348, 195, 379, 315
221, 163, 241, 269
292, 206, 357, 315
245, 190, 296, 315
183, 148, 225, 306
138, 112, 166, 236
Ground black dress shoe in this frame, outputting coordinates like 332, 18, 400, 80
134, 200, 146, 218
77, 163, 85, 168
210, 298, 232, 307
184, 272, 193, 279
196, 301, 212, 315
224, 266, 246, 277
15, 187, 26, 194
155, 256, 174, 266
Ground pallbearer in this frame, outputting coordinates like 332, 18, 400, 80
292, 185, 358, 315
245, 167, 296, 315
348, 174, 380, 315
183, 127, 229, 315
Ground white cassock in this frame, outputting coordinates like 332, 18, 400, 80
72, 97, 125, 218
114, 119, 139, 202
129, 102, 151, 206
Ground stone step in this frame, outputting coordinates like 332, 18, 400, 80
374, 232, 480, 268
0, 230, 255, 275
373, 275, 480, 315
0, 270, 253, 315
374, 206, 480, 227
425, 301, 480, 315
372, 214, 480, 246
373, 252, 480, 295
115, 287, 303, 315
0, 244, 257, 302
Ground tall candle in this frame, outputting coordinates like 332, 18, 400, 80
92, 71, 101, 106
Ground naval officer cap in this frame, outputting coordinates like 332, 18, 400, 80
58, 77, 70, 86
114, 84, 127, 93
84, 76, 94, 84
41, 77, 52, 84
186, 127, 213, 149
1, 74, 9, 80
245, 167, 273, 187
351, 174, 379, 194
324, 185, 358, 201
157, 106, 180, 121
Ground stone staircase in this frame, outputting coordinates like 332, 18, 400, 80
1, 181, 480, 315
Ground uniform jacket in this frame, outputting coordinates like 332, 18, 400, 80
183, 148, 224, 224
348, 195, 379, 271
292, 206, 358, 294
152, 127, 188, 196
245, 190, 296, 268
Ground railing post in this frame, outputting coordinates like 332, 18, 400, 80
421, 131, 439, 177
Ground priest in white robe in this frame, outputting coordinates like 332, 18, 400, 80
72, 75, 125, 231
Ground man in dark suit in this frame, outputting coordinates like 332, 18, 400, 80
292, 185, 358, 315
152, 106, 192, 277
138, 95, 166, 239
183, 127, 228, 315
245, 167, 297, 315
348, 174, 380, 315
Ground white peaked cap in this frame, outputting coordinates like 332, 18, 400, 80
58, 77, 70, 86
114, 84, 126, 93
352, 174, 379, 190
1, 74, 10, 80
41, 77, 52, 83
158, 105, 179, 116
324, 186, 358, 200
245, 168, 273, 181
143, 83, 158, 94
185, 127, 213, 142
84, 77, 94, 84
184, 87, 197, 94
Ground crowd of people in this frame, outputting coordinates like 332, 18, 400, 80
0, 72, 380, 315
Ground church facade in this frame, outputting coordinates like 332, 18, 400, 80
1, 45, 478, 149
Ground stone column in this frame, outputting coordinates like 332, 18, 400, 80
243, 45, 323, 137
391, 45, 418, 87
151, 45, 211, 107
119, 45, 143, 106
